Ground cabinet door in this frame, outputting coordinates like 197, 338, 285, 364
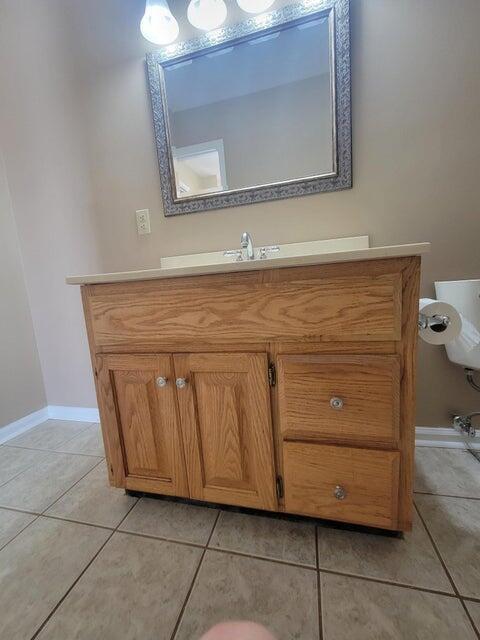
101, 354, 188, 496
174, 353, 277, 510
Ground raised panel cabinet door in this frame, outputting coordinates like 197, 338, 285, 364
173, 353, 277, 510
101, 354, 188, 496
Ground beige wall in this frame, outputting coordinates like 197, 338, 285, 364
0, 150, 46, 428
0, 0, 479, 424
0, 0, 102, 408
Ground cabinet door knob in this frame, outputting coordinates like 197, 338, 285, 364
330, 397, 344, 410
176, 378, 187, 389
334, 485, 347, 500
156, 376, 168, 388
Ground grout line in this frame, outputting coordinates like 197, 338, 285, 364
315, 527, 323, 640
116, 527, 206, 551
169, 510, 221, 640
39, 458, 105, 517
317, 566, 458, 599
3, 443, 105, 459
414, 490, 480, 501
0, 504, 41, 516
30, 530, 115, 640
195, 541, 316, 571
414, 502, 480, 639
0, 513, 41, 553
40, 513, 115, 532
30, 497, 139, 640
0, 450, 54, 489
6, 420, 96, 451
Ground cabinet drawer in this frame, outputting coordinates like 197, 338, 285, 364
278, 355, 400, 445
283, 442, 400, 529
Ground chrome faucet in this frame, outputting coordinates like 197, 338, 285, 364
241, 231, 255, 260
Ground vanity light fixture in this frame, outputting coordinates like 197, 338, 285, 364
140, 0, 179, 44
187, 0, 228, 31
236, 0, 276, 14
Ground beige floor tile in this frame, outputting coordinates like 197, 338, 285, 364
0, 516, 109, 640
45, 461, 137, 528
58, 424, 105, 456
210, 510, 316, 566
119, 497, 218, 545
317, 512, 452, 591
466, 600, 480, 633
321, 573, 476, 640
0, 507, 36, 549
0, 451, 101, 513
416, 495, 480, 598
175, 550, 318, 640
7, 419, 93, 451
415, 448, 480, 498
37, 532, 201, 640
0, 445, 49, 486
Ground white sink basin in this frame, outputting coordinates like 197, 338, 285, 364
161, 235, 370, 270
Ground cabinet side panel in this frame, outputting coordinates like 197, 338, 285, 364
396, 256, 421, 531
81, 286, 125, 487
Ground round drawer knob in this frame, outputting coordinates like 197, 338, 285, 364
176, 378, 187, 389
330, 397, 344, 410
155, 376, 168, 388
334, 485, 347, 500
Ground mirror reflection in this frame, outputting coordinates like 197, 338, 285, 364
162, 15, 334, 199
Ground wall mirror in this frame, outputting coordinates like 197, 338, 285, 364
146, 0, 351, 216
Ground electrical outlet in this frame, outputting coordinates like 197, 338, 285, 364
135, 209, 151, 235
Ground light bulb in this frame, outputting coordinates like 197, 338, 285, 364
236, 0, 276, 14
187, 0, 227, 31
140, 0, 179, 45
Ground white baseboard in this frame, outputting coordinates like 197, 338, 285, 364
0, 405, 99, 445
415, 426, 480, 450
47, 405, 100, 423
0, 407, 49, 444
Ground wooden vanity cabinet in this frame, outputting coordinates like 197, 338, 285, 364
82, 257, 420, 532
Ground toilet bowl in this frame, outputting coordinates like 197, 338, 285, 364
434, 279, 480, 370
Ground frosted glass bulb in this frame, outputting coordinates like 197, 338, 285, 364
236, 0, 276, 14
140, 0, 179, 45
187, 0, 228, 31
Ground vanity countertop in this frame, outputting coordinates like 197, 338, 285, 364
66, 242, 430, 285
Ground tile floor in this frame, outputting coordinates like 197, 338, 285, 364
0, 420, 478, 639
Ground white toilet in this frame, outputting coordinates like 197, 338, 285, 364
435, 279, 480, 371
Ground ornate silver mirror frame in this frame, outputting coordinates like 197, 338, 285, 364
146, 0, 351, 216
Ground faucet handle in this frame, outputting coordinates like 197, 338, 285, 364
259, 245, 280, 259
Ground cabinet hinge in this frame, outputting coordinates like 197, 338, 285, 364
268, 363, 276, 387
276, 475, 284, 499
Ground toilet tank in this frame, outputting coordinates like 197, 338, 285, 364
434, 279, 480, 370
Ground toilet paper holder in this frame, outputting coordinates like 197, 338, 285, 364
418, 312, 451, 332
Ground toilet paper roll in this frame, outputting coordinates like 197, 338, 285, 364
419, 298, 462, 345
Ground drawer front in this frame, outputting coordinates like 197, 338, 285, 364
278, 355, 400, 446
86, 266, 402, 348
283, 442, 400, 529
